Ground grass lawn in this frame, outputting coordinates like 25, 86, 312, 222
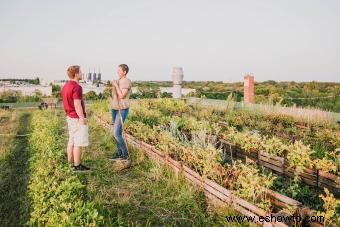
0, 110, 31, 226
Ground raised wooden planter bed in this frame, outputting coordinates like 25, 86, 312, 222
92, 113, 326, 227
219, 138, 340, 197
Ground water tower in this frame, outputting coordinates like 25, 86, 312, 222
172, 67, 183, 99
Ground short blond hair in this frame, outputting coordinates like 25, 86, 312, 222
119, 64, 129, 74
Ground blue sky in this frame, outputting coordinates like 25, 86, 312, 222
0, 0, 339, 82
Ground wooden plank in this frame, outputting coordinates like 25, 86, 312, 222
267, 190, 302, 207
270, 199, 292, 210
150, 147, 165, 158
260, 161, 285, 174
319, 171, 338, 182
203, 192, 278, 226
259, 152, 285, 166
285, 171, 318, 186
260, 160, 284, 170
318, 183, 340, 196
318, 176, 339, 188
140, 141, 153, 149
259, 157, 284, 167
260, 151, 285, 162
183, 165, 201, 179
204, 178, 233, 198
232, 196, 268, 217
166, 156, 182, 169
304, 168, 316, 175
286, 168, 316, 180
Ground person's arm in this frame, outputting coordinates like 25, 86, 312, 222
112, 80, 117, 97
74, 99, 87, 124
112, 80, 129, 99
116, 87, 129, 99
73, 86, 87, 125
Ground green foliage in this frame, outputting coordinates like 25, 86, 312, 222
90, 99, 340, 223
0, 90, 42, 103
287, 141, 313, 178
226, 128, 263, 152
182, 81, 340, 112
317, 188, 340, 226
84, 90, 99, 100
27, 111, 103, 226
273, 176, 323, 210
131, 86, 160, 98
230, 161, 275, 211
123, 116, 274, 212
102, 86, 112, 99
1, 78, 40, 85
312, 151, 338, 173
52, 84, 61, 98
262, 136, 287, 156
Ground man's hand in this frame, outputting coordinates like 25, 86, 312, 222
112, 80, 118, 87
79, 117, 88, 125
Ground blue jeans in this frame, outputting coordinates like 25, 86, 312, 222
111, 108, 129, 158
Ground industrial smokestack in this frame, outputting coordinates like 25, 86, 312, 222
172, 67, 183, 99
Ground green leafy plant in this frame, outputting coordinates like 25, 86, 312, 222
228, 161, 275, 211
317, 188, 340, 226
287, 141, 313, 180
262, 136, 287, 156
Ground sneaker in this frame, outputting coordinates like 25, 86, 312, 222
73, 164, 90, 172
109, 156, 123, 161
119, 158, 131, 167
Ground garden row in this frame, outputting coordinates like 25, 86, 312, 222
121, 99, 339, 197
92, 114, 290, 226
27, 111, 103, 226
90, 100, 339, 194
89, 102, 339, 226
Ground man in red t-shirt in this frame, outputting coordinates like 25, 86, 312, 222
61, 65, 90, 171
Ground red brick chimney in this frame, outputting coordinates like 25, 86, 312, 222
244, 75, 255, 104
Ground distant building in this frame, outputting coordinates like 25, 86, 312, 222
53, 80, 105, 95
82, 84, 105, 95
0, 83, 52, 96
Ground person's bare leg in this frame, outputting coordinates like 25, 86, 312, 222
67, 144, 74, 164
73, 146, 81, 166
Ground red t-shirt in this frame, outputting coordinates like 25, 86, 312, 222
61, 80, 86, 118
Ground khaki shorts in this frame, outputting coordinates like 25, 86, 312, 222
66, 117, 89, 147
